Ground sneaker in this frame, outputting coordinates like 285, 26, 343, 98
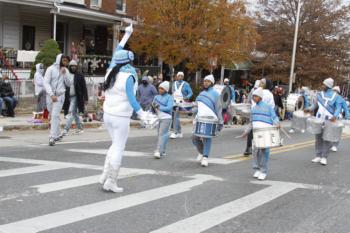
289, 129, 295, 133
154, 151, 161, 159
330, 146, 337, 152
49, 138, 55, 146
170, 133, 177, 139
55, 135, 63, 142
312, 157, 322, 163
201, 157, 209, 167
258, 173, 267, 180
61, 130, 68, 136
243, 147, 252, 157
196, 154, 203, 162
253, 170, 261, 178
301, 129, 305, 133
75, 129, 84, 134
177, 133, 183, 138
320, 158, 327, 166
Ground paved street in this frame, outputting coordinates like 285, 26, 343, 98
0, 124, 350, 233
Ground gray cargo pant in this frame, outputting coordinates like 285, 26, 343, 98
315, 132, 332, 158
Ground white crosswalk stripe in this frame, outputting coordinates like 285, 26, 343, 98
68, 149, 152, 157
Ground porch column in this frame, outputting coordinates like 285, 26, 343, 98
53, 13, 57, 40
113, 23, 120, 51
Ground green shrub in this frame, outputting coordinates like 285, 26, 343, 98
30, 39, 61, 79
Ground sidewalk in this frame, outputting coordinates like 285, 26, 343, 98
0, 114, 194, 132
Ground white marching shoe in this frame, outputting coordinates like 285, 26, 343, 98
99, 156, 109, 184
258, 173, 267, 180
331, 146, 337, 152
201, 157, 209, 167
103, 165, 124, 193
312, 157, 322, 163
253, 170, 261, 178
154, 151, 161, 159
320, 158, 327, 166
196, 153, 203, 162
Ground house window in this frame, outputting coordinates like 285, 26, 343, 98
116, 0, 125, 12
90, 0, 101, 8
22, 26, 35, 51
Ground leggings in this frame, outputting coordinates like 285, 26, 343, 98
104, 113, 130, 169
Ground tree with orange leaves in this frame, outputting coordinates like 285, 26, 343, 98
129, 0, 258, 73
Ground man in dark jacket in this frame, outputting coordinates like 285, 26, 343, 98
62, 60, 88, 135
0, 75, 17, 117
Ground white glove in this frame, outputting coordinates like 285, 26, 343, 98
137, 109, 147, 122
119, 24, 133, 48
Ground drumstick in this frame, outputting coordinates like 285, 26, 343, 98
280, 127, 292, 139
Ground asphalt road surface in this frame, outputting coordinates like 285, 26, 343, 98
0, 123, 350, 233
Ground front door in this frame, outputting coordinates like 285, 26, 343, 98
22, 26, 35, 50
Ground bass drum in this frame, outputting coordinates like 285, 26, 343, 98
213, 85, 231, 109
286, 93, 304, 112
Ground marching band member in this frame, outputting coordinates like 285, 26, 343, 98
331, 86, 350, 152
170, 72, 193, 139
152, 81, 174, 158
248, 88, 280, 180
243, 80, 261, 156
305, 78, 341, 165
192, 75, 223, 167
100, 24, 147, 193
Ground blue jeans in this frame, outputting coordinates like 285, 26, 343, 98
2, 96, 17, 116
173, 108, 181, 133
253, 148, 270, 174
157, 119, 172, 155
0, 98, 3, 115
192, 135, 212, 157
64, 96, 82, 131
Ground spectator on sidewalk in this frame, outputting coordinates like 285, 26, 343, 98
34, 63, 47, 113
137, 76, 158, 111
0, 75, 17, 117
44, 54, 71, 146
62, 60, 88, 136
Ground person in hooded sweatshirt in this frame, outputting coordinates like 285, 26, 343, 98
152, 81, 173, 158
44, 54, 70, 146
34, 63, 46, 113
137, 76, 158, 111
99, 24, 147, 193
62, 60, 88, 136
192, 75, 223, 167
304, 78, 341, 166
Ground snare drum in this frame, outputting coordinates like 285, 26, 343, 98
323, 121, 343, 142
194, 117, 219, 138
342, 120, 350, 135
291, 110, 310, 131
306, 117, 323, 135
286, 94, 304, 112
253, 126, 282, 148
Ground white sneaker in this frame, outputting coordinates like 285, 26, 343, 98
201, 157, 209, 167
331, 146, 337, 152
289, 129, 295, 133
61, 130, 68, 136
154, 151, 161, 159
301, 129, 305, 133
75, 129, 84, 134
312, 157, 322, 163
320, 158, 327, 166
253, 170, 261, 178
177, 133, 183, 138
170, 133, 177, 139
196, 154, 203, 162
258, 173, 267, 180
103, 178, 124, 193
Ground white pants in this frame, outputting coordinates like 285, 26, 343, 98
46, 94, 65, 139
104, 113, 130, 169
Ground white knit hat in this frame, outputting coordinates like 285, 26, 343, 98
176, 71, 184, 77
323, 78, 334, 88
224, 78, 229, 83
159, 81, 170, 92
69, 60, 78, 66
204, 74, 215, 84
252, 87, 264, 99
254, 80, 261, 88
333, 86, 340, 93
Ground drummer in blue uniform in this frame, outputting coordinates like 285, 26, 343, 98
246, 88, 280, 180
170, 72, 193, 139
331, 86, 350, 152
305, 78, 341, 166
192, 75, 223, 167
